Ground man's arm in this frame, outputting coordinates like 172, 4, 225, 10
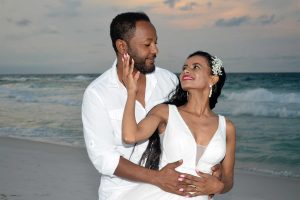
115, 157, 187, 195
82, 88, 120, 175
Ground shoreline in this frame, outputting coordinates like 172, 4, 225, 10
1, 137, 299, 200
3, 135, 299, 179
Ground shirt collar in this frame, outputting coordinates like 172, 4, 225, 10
145, 69, 157, 103
108, 59, 121, 88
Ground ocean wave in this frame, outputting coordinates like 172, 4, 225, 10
222, 88, 300, 118
236, 166, 300, 179
224, 88, 300, 104
73, 75, 95, 81
0, 90, 81, 106
229, 103, 300, 118
0, 127, 84, 147
1, 135, 84, 148
0, 76, 41, 82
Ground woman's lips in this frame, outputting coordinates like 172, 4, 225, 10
182, 75, 193, 80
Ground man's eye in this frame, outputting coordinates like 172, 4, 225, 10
145, 44, 150, 46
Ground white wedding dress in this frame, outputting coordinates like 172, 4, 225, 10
118, 105, 226, 200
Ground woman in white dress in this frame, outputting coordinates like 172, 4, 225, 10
120, 51, 236, 199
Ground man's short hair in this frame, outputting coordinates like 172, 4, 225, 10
110, 12, 150, 53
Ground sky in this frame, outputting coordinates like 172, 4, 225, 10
0, 0, 300, 74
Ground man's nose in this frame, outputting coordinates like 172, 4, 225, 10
151, 44, 158, 55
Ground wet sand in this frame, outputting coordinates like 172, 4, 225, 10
0, 137, 299, 200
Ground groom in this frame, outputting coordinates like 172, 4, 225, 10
82, 12, 221, 199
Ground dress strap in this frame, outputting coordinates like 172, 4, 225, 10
218, 115, 227, 139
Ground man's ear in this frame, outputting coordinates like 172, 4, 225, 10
116, 39, 128, 54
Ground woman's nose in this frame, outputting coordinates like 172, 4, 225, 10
183, 68, 190, 73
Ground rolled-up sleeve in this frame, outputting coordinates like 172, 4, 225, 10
82, 88, 120, 176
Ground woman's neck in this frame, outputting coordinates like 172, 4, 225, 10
182, 90, 212, 117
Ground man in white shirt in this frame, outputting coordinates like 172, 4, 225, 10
82, 12, 221, 200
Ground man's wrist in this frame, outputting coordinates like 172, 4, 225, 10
146, 169, 160, 186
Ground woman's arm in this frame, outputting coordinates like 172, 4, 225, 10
121, 54, 166, 144
219, 118, 236, 193
122, 100, 166, 144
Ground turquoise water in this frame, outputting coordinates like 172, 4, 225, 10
0, 73, 299, 178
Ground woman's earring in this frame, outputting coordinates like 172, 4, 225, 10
209, 85, 212, 98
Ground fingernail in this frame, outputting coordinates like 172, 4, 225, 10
180, 174, 185, 178
179, 188, 184, 192
178, 178, 183, 181
185, 195, 190, 198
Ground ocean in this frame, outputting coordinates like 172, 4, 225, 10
0, 73, 299, 179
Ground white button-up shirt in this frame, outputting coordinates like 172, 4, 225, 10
82, 60, 178, 199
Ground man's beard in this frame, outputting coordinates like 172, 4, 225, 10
134, 60, 155, 74
128, 51, 156, 74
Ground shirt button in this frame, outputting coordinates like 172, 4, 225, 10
89, 140, 94, 147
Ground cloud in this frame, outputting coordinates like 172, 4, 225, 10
46, 0, 82, 18
40, 26, 60, 34
15, 19, 32, 26
179, 2, 199, 11
134, 4, 156, 12
6, 18, 32, 27
163, 0, 181, 8
215, 14, 281, 28
257, 14, 279, 25
5, 34, 27, 41
215, 16, 250, 27
207, 1, 212, 8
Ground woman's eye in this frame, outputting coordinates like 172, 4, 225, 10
193, 65, 200, 69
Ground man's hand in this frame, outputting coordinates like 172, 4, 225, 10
176, 164, 223, 197
152, 160, 186, 196
177, 170, 224, 198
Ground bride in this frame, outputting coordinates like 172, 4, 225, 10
119, 51, 235, 199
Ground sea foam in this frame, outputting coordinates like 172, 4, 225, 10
222, 88, 300, 118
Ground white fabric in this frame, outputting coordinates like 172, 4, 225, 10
119, 105, 226, 200
81, 59, 178, 200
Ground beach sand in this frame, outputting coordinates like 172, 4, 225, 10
0, 137, 299, 200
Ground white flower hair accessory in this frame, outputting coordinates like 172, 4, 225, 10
211, 56, 223, 76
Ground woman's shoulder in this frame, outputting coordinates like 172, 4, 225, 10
224, 117, 235, 128
218, 114, 235, 128
148, 104, 169, 119
224, 117, 236, 138
149, 103, 169, 113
